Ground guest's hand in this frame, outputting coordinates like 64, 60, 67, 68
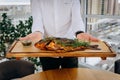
19, 32, 42, 42
76, 33, 99, 42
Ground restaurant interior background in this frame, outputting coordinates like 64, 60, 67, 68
0, 0, 120, 72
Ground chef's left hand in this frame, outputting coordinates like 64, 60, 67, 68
76, 33, 100, 42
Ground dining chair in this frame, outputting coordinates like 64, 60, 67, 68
0, 59, 35, 80
115, 59, 120, 74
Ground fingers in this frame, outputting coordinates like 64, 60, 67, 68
78, 37, 89, 42
77, 33, 89, 41
19, 36, 30, 41
89, 37, 100, 42
77, 33, 99, 42
19, 32, 42, 42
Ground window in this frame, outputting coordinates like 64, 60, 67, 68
0, 0, 31, 23
80, 0, 120, 69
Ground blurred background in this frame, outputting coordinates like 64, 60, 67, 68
0, 0, 120, 72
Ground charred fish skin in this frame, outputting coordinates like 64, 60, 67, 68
34, 37, 100, 52
34, 39, 51, 50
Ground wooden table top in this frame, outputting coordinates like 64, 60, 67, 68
19, 68, 120, 80
6, 40, 116, 60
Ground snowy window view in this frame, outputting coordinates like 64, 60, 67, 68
86, 0, 120, 54
0, 0, 31, 25
0, 0, 30, 5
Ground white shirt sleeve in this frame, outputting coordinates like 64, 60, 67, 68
71, 0, 85, 32
31, 0, 44, 34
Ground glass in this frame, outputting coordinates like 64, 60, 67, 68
86, 0, 120, 16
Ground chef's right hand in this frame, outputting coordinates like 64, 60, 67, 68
19, 31, 42, 42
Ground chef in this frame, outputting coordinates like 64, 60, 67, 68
20, 0, 99, 71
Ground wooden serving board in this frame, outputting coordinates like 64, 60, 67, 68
6, 40, 116, 60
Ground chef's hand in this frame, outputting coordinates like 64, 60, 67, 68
76, 33, 99, 42
19, 31, 42, 42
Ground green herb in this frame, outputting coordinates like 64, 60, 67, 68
55, 38, 90, 48
71, 39, 90, 48
41, 37, 90, 48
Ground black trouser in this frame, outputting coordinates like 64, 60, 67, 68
40, 57, 78, 71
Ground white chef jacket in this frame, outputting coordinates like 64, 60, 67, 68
31, 0, 85, 39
